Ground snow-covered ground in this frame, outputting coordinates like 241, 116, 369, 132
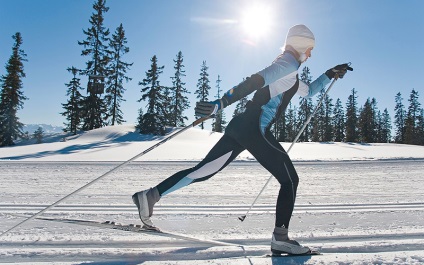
0, 125, 423, 264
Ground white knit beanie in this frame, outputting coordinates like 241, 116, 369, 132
284, 24, 315, 54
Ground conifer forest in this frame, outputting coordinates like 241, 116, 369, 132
1, 0, 423, 147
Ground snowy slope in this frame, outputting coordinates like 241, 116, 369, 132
0, 125, 424, 264
1, 124, 423, 161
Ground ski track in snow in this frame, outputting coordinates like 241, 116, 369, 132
0, 160, 423, 264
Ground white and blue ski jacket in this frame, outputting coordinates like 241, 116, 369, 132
222, 51, 331, 135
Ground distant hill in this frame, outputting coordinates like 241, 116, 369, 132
23, 124, 64, 134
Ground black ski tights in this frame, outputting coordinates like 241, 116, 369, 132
156, 128, 299, 228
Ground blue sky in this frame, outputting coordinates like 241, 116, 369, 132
1, 0, 423, 128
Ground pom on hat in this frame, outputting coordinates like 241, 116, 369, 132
284, 24, 315, 54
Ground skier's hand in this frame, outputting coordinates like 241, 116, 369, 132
325, 63, 353, 79
195, 100, 222, 118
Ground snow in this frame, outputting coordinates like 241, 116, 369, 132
0, 124, 423, 264
3, 124, 424, 162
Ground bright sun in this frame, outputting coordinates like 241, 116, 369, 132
240, 4, 273, 40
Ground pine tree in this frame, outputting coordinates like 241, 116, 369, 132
333, 98, 345, 142
300, 66, 312, 84
78, 0, 110, 130
286, 103, 297, 141
136, 108, 144, 132
298, 66, 313, 142
137, 55, 166, 135
61, 67, 84, 135
274, 112, 287, 142
212, 75, 227, 132
105, 23, 132, 126
417, 108, 424, 145
371, 98, 379, 140
323, 93, 334, 142
394, 92, 406, 143
312, 90, 326, 142
233, 96, 248, 117
297, 97, 313, 142
345, 88, 359, 142
0, 32, 27, 147
380, 108, 392, 143
162, 85, 173, 127
194, 61, 211, 129
33, 127, 44, 144
170, 51, 190, 127
374, 110, 383, 142
404, 89, 421, 145
358, 98, 374, 143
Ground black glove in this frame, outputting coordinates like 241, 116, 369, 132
195, 99, 223, 118
325, 63, 353, 79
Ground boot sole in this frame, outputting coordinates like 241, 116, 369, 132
271, 247, 317, 256
271, 241, 311, 255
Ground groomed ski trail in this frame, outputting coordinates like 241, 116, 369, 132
1, 160, 423, 264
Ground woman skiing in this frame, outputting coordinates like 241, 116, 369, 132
132, 24, 352, 255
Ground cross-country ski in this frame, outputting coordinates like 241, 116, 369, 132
13, 215, 238, 247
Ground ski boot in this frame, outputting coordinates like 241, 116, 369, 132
270, 226, 311, 255
132, 187, 160, 229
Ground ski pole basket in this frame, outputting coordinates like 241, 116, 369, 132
87, 75, 105, 94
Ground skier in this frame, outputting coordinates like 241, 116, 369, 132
133, 24, 352, 255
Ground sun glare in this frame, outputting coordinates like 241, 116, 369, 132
240, 4, 273, 40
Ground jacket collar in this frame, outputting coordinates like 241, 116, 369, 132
284, 45, 301, 62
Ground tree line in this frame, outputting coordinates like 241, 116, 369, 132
232, 67, 423, 145
1, 0, 423, 146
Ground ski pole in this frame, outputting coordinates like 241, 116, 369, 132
0, 115, 212, 238
239, 77, 338, 222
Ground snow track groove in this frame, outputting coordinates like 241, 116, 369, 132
2, 201, 424, 214
1, 160, 423, 264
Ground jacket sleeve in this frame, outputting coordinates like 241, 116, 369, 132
221, 53, 299, 107
297, 73, 331, 98
220, 73, 265, 107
